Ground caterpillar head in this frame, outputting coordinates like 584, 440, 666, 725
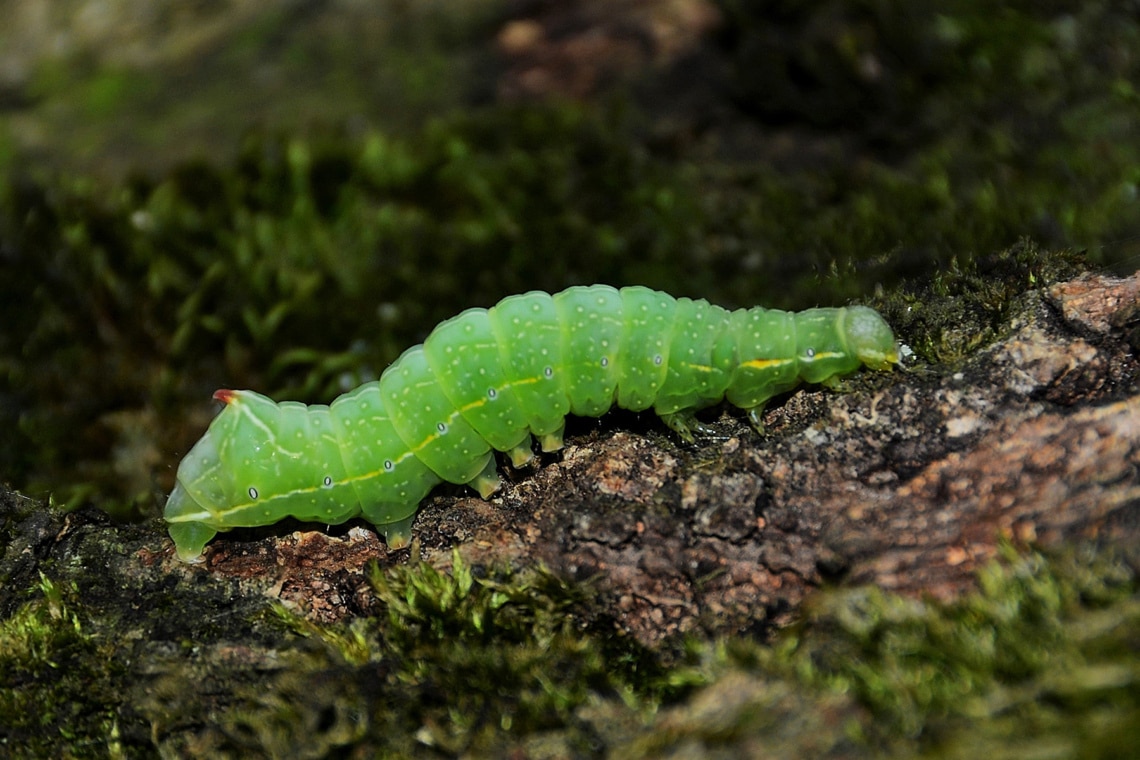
844, 306, 899, 371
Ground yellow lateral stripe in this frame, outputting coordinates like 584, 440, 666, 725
447, 374, 547, 417
411, 408, 465, 453
802, 351, 845, 362
741, 352, 844, 371
740, 357, 795, 371
459, 397, 490, 414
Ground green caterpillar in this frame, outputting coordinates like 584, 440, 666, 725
165, 285, 898, 562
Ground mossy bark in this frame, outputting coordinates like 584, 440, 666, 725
3, 267, 1139, 757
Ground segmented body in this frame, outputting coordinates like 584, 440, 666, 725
165, 285, 897, 561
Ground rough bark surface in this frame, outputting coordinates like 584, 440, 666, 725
5, 272, 1139, 652
420, 271, 1140, 642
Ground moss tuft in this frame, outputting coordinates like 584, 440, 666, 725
873, 239, 1087, 364
621, 544, 1140, 757
237, 551, 677, 756
777, 544, 1140, 751
0, 574, 126, 759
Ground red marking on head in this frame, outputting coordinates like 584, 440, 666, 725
213, 389, 237, 404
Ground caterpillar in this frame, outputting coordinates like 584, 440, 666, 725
165, 285, 898, 562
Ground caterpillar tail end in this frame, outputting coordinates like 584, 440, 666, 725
164, 483, 216, 563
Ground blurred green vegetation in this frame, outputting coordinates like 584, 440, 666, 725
0, 106, 712, 515
1, 0, 1138, 517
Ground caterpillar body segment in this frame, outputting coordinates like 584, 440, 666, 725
165, 286, 898, 561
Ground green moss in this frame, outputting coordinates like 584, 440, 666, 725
7, 522, 1130, 756
872, 239, 1086, 365
620, 544, 1140, 757
203, 545, 1140, 757
247, 551, 674, 756
779, 544, 1139, 753
0, 575, 125, 759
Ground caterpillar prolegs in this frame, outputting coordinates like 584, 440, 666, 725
165, 286, 898, 562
